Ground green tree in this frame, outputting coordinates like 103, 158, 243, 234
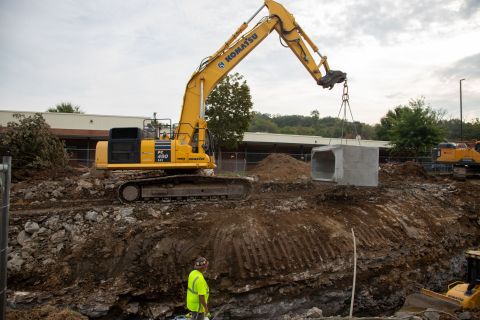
47, 102, 84, 113
249, 113, 280, 133
205, 73, 254, 150
375, 106, 409, 141
439, 118, 480, 141
0, 113, 68, 170
279, 126, 296, 134
387, 98, 445, 157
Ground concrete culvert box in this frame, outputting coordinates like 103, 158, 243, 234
311, 145, 379, 187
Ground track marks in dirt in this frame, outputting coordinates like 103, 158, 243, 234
225, 222, 344, 279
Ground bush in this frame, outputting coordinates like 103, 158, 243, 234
0, 113, 68, 170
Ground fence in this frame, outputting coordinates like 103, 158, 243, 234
66, 147, 95, 167
65, 147, 452, 175
216, 152, 311, 173
0, 156, 12, 320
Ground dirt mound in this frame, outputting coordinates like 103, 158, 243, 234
380, 161, 429, 182
250, 153, 310, 181
7, 305, 87, 320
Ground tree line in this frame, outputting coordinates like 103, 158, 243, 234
249, 112, 377, 140
248, 99, 479, 156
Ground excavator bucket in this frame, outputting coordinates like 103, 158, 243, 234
398, 250, 480, 316
399, 290, 461, 314
318, 70, 347, 89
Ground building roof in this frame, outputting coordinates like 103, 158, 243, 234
0, 110, 390, 148
243, 132, 390, 148
0, 110, 146, 131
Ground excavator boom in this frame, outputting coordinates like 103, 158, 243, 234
178, 0, 346, 149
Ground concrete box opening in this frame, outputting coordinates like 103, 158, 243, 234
311, 150, 336, 181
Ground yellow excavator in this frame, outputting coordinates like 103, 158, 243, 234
95, 0, 346, 202
434, 141, 480, 179
400, 250, 480, 314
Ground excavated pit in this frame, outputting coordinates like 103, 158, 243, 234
4, 155, 480, 320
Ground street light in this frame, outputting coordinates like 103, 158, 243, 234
460, 78, 466, 142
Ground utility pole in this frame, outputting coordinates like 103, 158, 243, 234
0, 156, 12, 320
460, 78, 465, 142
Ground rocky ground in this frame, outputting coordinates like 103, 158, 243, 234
4, 155, 480, 319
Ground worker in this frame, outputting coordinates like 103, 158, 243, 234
186, 256, 210, 320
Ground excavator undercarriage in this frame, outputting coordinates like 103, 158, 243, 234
118, 174, 252, 203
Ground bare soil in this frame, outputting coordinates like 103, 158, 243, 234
379, 161, 430, 182
251, 153, 310, 181
6, 305, 87, 320
5, 159, 480, 319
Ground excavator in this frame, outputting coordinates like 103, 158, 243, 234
95, 0, 346, 202
399, 250, 480, 315
434, 141, 480, 179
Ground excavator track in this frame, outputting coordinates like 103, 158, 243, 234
118, 174, 252, 203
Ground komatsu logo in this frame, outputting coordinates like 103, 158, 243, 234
225, 33, 258, 63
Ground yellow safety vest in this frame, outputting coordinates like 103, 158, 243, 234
186, 269, 209, 313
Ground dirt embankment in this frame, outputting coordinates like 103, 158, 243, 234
379, 161, 430, 182
5, 157, 480, 319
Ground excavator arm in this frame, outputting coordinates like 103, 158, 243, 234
177, 0, 346, 148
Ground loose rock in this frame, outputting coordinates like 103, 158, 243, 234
50, 229, 66, 243
24, 221, 40, 234
85, 210, 99, 222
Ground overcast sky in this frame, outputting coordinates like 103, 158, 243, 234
1, 0, 479, 124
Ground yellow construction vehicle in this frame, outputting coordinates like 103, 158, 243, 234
434, 141, 480, 179
400, 250, 480, 314
95, 0, 346, 202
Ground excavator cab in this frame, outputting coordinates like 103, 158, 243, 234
142, 118, 173, 140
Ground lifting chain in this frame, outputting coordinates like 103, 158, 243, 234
342, 79, 349, 103
329, 79, 361, 145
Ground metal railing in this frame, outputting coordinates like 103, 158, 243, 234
1, 156, 11, 320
